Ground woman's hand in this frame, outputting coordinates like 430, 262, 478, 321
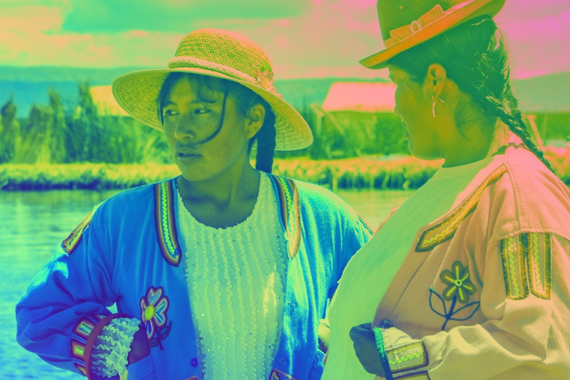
349, 323, 385, 376
127, 324, 151, 365
318, 318, 331, 353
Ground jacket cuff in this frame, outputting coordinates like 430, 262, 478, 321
375, 327, 431, 379
71, 313, 128, 380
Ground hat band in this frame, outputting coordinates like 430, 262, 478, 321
385, 3, 467, 48
167, 56, 279, 94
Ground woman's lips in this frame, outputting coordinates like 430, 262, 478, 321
178, 152, 200, 157
176, 145, 200, 156
176, 147, 201, 161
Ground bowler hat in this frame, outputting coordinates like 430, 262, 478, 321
361, 0, 506, 69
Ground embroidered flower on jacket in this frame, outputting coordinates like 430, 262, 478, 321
429, 260, 481, 331
439, 260, 477, 304
140, 286, 169, 340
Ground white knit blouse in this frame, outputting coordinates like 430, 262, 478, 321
177, 172, 288, 380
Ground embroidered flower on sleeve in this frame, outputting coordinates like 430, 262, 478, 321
140, 286, 169, 340
429, 260, 481, 331
439, 261, 477, 304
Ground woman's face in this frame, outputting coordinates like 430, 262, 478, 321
389, 65, 442, 160
161, 75, 252, 182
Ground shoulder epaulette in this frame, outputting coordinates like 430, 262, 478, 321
271, 175, 302, 259
62, 206, 98, 255
154, 180, 181, 266
416, 165, 507, 251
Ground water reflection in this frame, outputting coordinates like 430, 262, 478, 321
0, 187, 412, 379
0, 189, 118, 379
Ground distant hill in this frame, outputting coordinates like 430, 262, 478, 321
0, 66, 568, 117
0, 66, 149, 84
511, 72, 570, 113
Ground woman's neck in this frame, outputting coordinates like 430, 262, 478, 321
176, 162, 261, 228
179, 163, 259, 205
441, 118, 496, 167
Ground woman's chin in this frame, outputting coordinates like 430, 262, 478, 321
176, 165, 208, 183
407, 142, 440, 161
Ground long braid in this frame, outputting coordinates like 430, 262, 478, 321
462, 66, 554, 172
496, 85, 554, 171
452, 23, 554, 172
255, 108, 276, 173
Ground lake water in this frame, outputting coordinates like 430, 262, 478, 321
0, 187, 413, 379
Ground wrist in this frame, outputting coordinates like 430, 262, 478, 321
372, 327, 392, 379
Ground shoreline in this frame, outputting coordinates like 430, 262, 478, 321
2, 151, 569, 191
0, 157, 442, 191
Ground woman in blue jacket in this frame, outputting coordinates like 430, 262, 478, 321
16, 29, 371, 380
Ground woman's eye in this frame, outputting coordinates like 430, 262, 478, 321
195, 108, 209, 114
164, 109, 178, 117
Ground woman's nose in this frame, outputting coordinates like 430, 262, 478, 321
174, 113, 196, 140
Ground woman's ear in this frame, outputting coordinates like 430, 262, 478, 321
424, 63, 448, 100
245, 103, 266, 139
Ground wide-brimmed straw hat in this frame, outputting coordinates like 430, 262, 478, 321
360, 0, 506, 69
112, 29, 312, 151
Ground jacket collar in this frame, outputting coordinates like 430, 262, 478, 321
153, 175, 302, 266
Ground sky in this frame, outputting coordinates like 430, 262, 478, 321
1, 0, 569, 80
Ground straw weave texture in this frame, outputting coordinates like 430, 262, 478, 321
112, 29, 312, 151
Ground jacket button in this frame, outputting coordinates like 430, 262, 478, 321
379, 319, 393, 328
191, 358, 198, 367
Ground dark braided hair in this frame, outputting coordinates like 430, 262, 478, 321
157, 72, 277, 173
389, 16, 554, 172
253, 108, 276, 173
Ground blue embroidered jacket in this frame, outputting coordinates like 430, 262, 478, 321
16, 175, 372, 380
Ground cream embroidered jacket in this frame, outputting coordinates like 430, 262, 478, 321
373, 143, 570, 380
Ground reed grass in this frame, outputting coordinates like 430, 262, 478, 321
0, 157, 441, 191
3, 149, 570, 192
0, 163, 180, 190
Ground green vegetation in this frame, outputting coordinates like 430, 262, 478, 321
0, 163, 179, 190
0, 157, 441, 191
0, 83, 171, 165
2, 151, 570, 191
1, 83, 570, 191
0, 82, 411, 166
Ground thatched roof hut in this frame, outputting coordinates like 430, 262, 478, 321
311, 81, 406, 159
322, 82, 396, 113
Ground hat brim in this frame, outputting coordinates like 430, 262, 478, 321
112, 67, 313, 151
360, 0, 505, 69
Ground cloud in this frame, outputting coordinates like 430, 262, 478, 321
496, 0, 570, 20
0, 0, 568, 80
60, 0, 304, 33
208, 0, 384, 79
496, 1, 570, 78
0, 2, 182, 67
